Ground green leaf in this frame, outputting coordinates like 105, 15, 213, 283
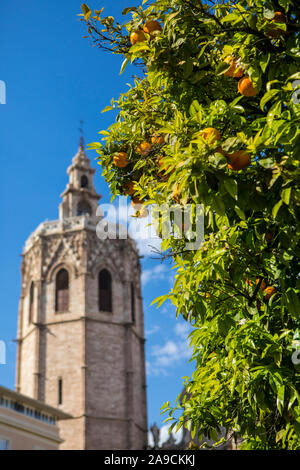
215, 61, 231, 76
222, 13, 241, 23
101, 105, 114, 113
284, 289, 300, 318
234, 205, 245, 220
276, 429, 285, 443
122, 7, 139, 15
224, 178, 238, 200
260, 89, 280, 111
189, 100, 201, 117
120, 57, 130, 75
281, 187, 292, 205
81, 4, 92, 20
272, 200, 283, 219
294, 422, 300, 437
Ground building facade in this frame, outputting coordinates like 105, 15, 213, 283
15, 143, 147, 450
0, 385, 71, 450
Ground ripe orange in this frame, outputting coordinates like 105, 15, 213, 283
200, 127, 221, 145
124, 181, 135, 196
227, 150, 251, 171
238, 77, 257, 97
263, 286, 277, 302
137, 141, 152, 156
266, 232, 273, 243
143, 20, 162, 39
156, 156, 170, 181
224, 56, 243, 78
113, 152, 129, 168
151, 134, 165, 145
130, 30, 146, 45
266, 12, 286, 38
156, 155, 163, 168
256, 278, 267, 291
246, 278, 267, 290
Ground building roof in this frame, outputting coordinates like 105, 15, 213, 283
0, 385, 72, 420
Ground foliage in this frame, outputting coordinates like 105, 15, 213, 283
81, 0, 300, 449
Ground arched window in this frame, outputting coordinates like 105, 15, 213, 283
55, 269, 69, 313
131, 282, 135, 323
80, 175, 89, 188
98, 269, 112, 312
77, 200, 92, 216
29, 282, 34, 324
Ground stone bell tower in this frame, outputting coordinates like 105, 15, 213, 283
15, 141, 147, 450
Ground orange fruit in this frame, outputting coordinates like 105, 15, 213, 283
263, 286, 277, 302
156, 156, 170, 181
266, 12, 286, 38
113, 152, 129, 168
130, 30, 146, 45
137, 141, 152, 156
227, 150, 251, 171
143, 20, 162, 39
124, 181, 135, 196
266, 232, 273, 243
151, 134, 165, 145
256, 278, 267, 291
156, 155, 168, 168
200, 127, 221, 145
224, 56, 243, 78
238, 77, 257, 97
246, 278, 267, 290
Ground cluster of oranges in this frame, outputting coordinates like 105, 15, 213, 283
223, 55, 257, 97
200, 127, 251, 171
113, 133, 166, 217
130, 20, 162, 45
224, 12, 287, 97
246, 277, 278, 303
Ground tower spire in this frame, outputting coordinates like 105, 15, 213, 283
78, 119, 85, 150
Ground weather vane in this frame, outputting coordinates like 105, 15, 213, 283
79, 119, 85, 149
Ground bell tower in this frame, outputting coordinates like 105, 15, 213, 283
16, 142, 148, 449
59, 140, 100, 220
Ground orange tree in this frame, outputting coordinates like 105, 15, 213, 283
81, 0, 300, 449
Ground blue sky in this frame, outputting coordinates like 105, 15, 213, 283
0, 0, 194, 432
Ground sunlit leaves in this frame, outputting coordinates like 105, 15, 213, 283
84, 0, 300, 450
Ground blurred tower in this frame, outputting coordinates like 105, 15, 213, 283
15, 142, 147, 449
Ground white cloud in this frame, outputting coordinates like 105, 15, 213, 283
145, 325, 160, 337
141, 264, 169, 286
174, 322, 191, 339
147, 321, 193, 376
151, 339, 191, 368
146, 360, 168, 377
